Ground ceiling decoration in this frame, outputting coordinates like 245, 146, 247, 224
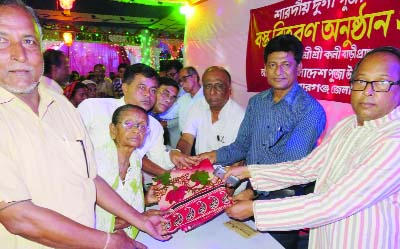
26, 0, 187, 35
109, 0, 206, 6
109, 0, 186, 6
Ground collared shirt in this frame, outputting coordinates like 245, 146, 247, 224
77, 97, 175, 170
217, 84, 326, 165
183, 98, 245, 154
250, 106, 400, 249
177, 87, 205, 131
40, 75, 64, 94
0, 84, 97, 248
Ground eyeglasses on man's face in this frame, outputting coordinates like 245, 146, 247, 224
178, 74, 192, 84
159, 89, 177, 102
350, 79, 400, 92
203, 83, 226, 92
119, 120, 149, 133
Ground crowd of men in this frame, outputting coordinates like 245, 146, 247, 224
1, 0, 400, 249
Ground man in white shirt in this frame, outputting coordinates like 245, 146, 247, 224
78, 64, 198, 175
177, 66, 245, 155
176, 66, 205, 132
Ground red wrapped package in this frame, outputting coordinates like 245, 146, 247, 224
152, 159, 232, 233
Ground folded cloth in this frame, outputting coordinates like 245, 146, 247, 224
152, 159, 232, 233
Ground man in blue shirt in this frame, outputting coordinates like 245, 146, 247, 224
200, 34, 326, 249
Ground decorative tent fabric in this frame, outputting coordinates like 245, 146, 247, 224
43, 41, 130, 77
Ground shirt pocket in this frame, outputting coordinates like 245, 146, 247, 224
62, 140, 90, 178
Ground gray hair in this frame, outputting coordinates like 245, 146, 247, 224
0, 0, 43, 45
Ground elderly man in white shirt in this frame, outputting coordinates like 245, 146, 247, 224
177, 66, 245, 155
176, 66, 205, 132
78, 63, 198, 175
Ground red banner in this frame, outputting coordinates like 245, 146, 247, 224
246, 0, 400, 103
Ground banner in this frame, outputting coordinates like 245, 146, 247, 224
246, 0, 400, 103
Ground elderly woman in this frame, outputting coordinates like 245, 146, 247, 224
95, 104, 150, 239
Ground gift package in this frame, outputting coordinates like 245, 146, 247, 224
152, 159, 232, 233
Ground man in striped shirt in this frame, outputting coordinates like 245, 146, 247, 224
224, 46, 400, 249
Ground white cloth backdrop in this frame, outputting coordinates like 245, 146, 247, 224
184, 0, 353, 134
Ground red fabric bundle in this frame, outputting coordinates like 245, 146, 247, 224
152, 159, 232, 233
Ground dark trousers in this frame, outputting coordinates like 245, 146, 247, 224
268, 230, 299, 249
256, 183, 315, 249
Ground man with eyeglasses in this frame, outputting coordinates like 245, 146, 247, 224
223, 46, 400, 249
176, 66, 205, 133
155, 60, 184, 148
176, 66, 245, 156
149, 77, 180, 146
199, 34, 326, 249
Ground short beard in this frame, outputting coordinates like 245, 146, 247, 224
1, 82, 39, 94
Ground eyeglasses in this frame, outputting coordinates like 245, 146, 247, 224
350, 79, 400, 92
203, 83, 226, 92
159, 90, 177, 102
119, 120, 149, 133
178, 74, 192, 84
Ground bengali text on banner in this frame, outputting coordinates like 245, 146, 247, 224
246, 0, 400, 103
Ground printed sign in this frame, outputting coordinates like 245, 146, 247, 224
246, 0, 400, 102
